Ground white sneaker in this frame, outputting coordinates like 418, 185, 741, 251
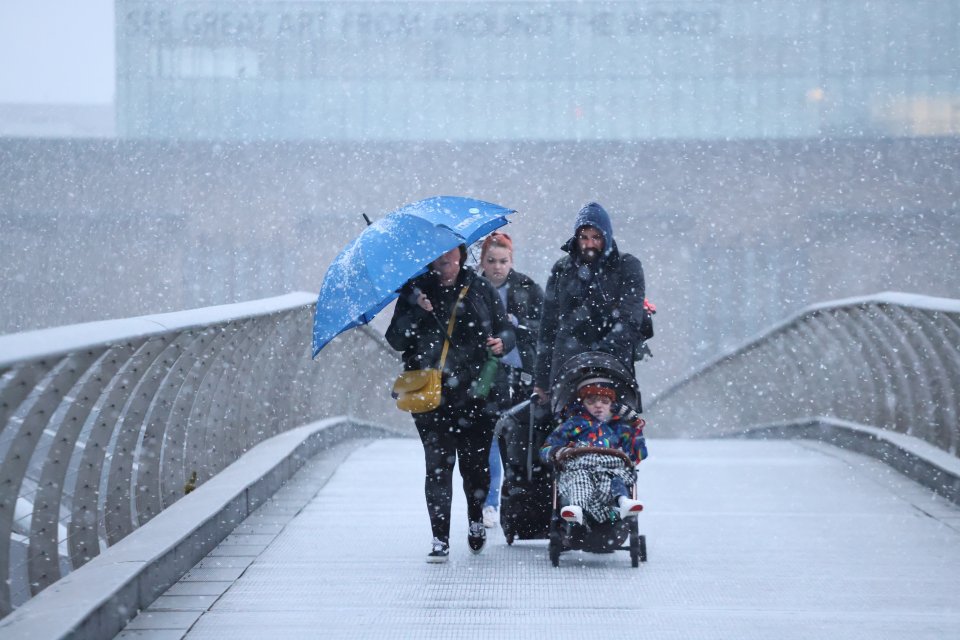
482, 505, 498, 528
560, 505, 583, 524
618, 497, 644, 519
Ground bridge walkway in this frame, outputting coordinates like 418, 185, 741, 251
118, 438, 960, 639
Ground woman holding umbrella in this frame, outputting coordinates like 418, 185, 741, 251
386, 244, 516, 563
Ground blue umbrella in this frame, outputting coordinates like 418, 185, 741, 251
311, 196, 515, 357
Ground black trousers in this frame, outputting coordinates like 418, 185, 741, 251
414, 398, 497, 543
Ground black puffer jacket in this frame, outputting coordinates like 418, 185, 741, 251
387, 266, 516, 407
534, 203, 646, 390
499, 269, 545, 375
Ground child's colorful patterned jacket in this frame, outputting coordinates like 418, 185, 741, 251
539, 400, 647, 465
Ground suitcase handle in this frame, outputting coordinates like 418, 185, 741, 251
526, 393, 539, 482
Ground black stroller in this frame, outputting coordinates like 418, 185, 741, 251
497, 351, 648, 567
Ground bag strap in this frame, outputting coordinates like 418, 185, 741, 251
438, 285, 470, 370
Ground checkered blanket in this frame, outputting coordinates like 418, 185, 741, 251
557, 453, 635, 523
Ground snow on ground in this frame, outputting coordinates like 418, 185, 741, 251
121, 437, 960, 640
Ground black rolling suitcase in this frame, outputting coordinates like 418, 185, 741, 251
496, 398, 555, 544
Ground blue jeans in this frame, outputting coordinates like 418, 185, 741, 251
485, 437, 502, 508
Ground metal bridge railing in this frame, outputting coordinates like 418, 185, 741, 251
648, 292, 960, 458
0, 293, 406, 616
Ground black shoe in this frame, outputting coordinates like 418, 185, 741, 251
468, 521, 486, 554
427, 537, 449, 563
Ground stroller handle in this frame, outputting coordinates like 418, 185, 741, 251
555, 446, 634, 468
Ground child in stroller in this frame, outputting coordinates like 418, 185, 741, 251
535, 352, 649, 567
539, 377, 647, 526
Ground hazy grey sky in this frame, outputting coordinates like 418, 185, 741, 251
0, 0, 114, 104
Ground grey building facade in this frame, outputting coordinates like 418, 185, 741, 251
117, 0, 960, 141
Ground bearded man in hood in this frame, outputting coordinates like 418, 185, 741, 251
533, 202, 649, 403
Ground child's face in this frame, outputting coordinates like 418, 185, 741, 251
582, 394, 613, 421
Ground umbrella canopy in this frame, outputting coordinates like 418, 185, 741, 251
311, 196, 515, 357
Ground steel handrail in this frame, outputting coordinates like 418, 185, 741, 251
647, 292, 960, 458
0, 293, 406, 616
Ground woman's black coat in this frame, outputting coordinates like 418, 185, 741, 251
386, 266, 516, 408
500, 269, 545, 376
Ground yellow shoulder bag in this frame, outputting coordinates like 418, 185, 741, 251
392, 285, 470, 413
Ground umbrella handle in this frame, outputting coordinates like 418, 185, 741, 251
362, 212, 372, 226
412, 287, 454, 342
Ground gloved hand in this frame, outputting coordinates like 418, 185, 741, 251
613, 402, 642, 424
553, 446, 574, 462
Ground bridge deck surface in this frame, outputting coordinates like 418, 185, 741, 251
118, 437, 960, 639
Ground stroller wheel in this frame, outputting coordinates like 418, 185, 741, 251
506, 532, 515, 546
549, 531, 561, 567
628, 519, 644, 568
548, 518, 563, 567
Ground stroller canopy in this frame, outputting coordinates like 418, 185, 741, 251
551, 351, 640, 415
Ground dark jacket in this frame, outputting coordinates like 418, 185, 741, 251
534, 203, 646, 390
486, 268, 544, 409
386, 266, 517, 408
499, 269, 545, 375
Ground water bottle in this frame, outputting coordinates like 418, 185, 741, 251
470, 348, 500, 400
